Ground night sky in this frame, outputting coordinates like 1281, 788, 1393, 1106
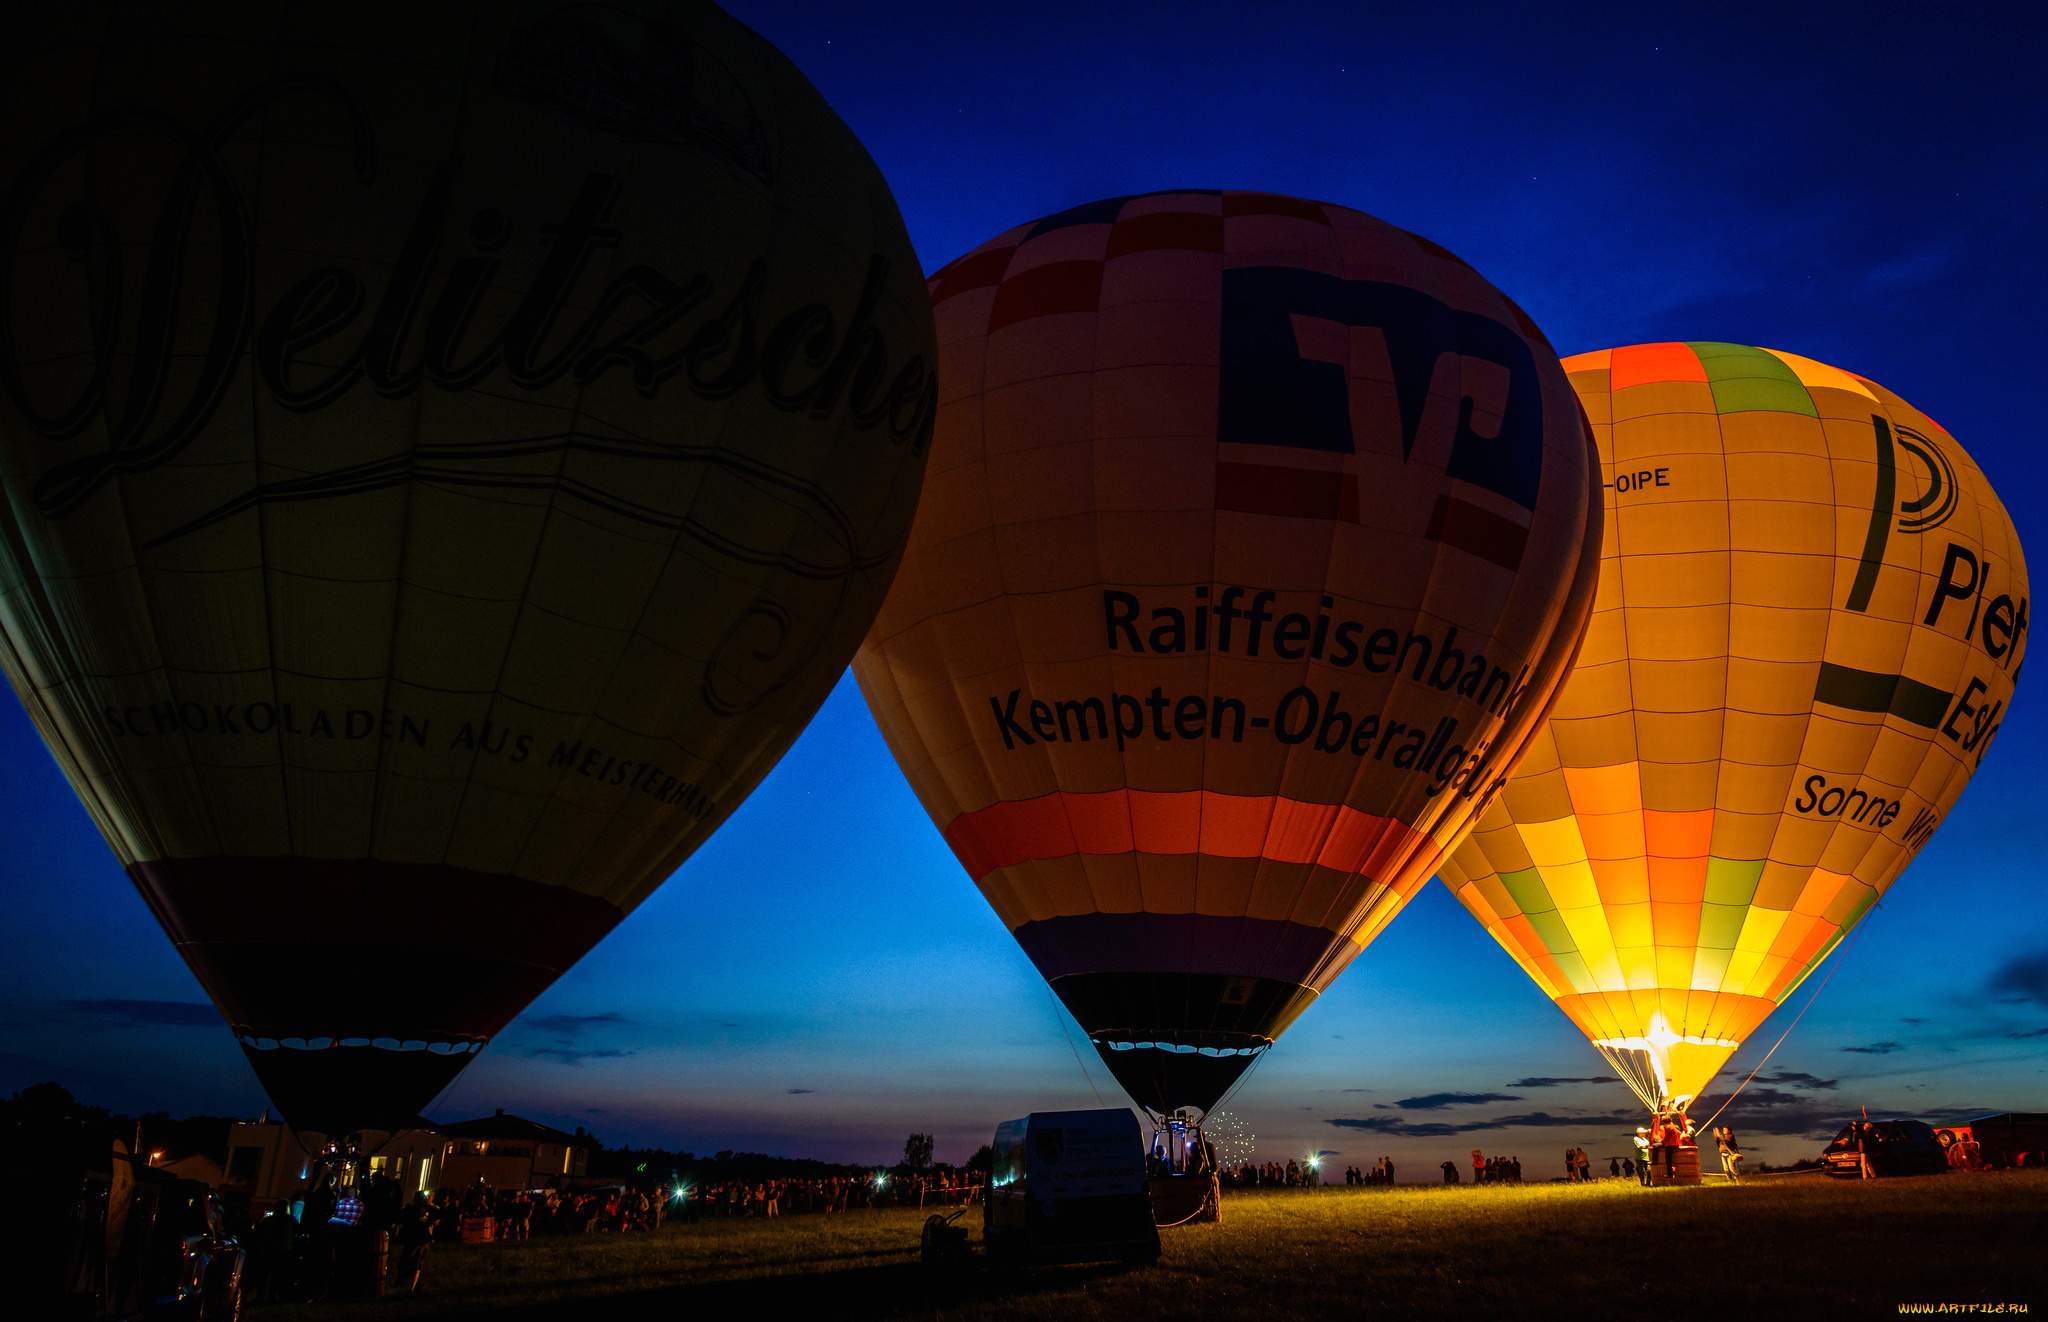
4, 1, 2044, 1177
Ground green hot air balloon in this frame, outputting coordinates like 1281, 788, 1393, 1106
0, 0, 934, 1132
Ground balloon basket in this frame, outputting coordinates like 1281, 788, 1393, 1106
459, 1216, 496, 1243
1649, 1147, 1701, 1187
1148, 1174, 1220, 1226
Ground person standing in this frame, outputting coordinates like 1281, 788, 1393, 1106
1441, 1160, 1459, 1184
1712, 1127, 1740, 1182
1471, 1149, 1484, 1184
1609, 1156, 1621, 1179
1633, 1128, 1654, 1185
1575, 1148, 1591, 1183
392, 1194, 433, 1294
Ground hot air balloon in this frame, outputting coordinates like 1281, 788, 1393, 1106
853, 192, 1603, 1120
0, 1, 935, 1133
1439, 342, 2028, 1115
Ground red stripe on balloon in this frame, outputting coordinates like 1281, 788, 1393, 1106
1221, 192, 1332, 225
928, 246, 1016, 305
1214, 462, 1359, 522
987, 260, 1104, 331
1425, 495, 1528, 571
1106, 211, 1225, 258
942, 790, 1429, 880
1607, 341, 1708, 391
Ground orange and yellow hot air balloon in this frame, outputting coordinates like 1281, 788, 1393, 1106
1439, 342, 2028, 1114
855, 192, 1603, 1118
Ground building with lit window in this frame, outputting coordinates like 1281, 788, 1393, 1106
434, 1109, 593, 1190
222, 1114, 444, 1212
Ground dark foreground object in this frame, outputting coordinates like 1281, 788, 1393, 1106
248, 1172, 2048, 1322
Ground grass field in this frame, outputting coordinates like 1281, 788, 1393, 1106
257, 1171, 2047, 1321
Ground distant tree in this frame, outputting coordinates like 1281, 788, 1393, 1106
901, 1132, 934, 1171
966, 1144, 994, 1176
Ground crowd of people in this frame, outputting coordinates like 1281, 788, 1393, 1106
678, 1171, 982, 1219
1342, 1159, 1396, 1185
1220, 1159, 1317, 1187
238, 1170, 691, 1304
1461, 1153, 1524, 1183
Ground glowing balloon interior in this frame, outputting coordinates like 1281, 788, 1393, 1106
0, 1, 934, 1131
1439, 343, 2028, 1112
856, 191, 1603, 1117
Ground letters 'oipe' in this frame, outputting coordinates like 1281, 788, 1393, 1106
854, 192, 1603, 1119
1439, 343, 2029, 1114
0, 0, 934, 1132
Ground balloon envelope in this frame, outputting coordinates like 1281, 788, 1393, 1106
1439, 343, 2028, 1111
0, 1, 934, 1131
855, 192, 1602, 1116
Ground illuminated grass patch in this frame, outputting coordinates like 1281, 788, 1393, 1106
259, 1172, 2048, 1320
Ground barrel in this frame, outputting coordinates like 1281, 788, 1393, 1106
1650, 1146, 1701, 1186
1148, 1174, 1221, 1225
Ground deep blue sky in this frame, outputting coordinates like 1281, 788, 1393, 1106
3, 1, 2044, 1175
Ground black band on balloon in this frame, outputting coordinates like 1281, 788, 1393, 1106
234, 1031, 486, 1055
233, 1037, 483, 1135
1048, 971, 1319, 1043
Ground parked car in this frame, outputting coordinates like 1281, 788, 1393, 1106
1934, 1113, 2048, 1169
31, 1139, 244, 1318
142, 1177, 246, 1318
1821, 1119, 1949, 1178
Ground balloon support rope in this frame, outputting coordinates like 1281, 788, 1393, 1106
1697, 916, 1871, 1133
1047, 985, 1106, 1108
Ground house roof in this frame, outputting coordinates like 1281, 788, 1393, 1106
437, 1110, 591, 1146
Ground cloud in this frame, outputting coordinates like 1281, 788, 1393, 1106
1751, 1071, 1838, 1091
1327, 1110, 1641, 1138
1392, 1092, 1525, 1110
1855, 243, 1955, 296
1900, 1018, 1927, 1025
1841, 1041, 1903, 1054
520, 1012, 627, 1037
58, 999, 221, 1027
1507, 1077, 1616, 1088
787, 1088, 816, 1094
1989, 952, 2048, 1002
527, 1047, 635, 1065
1713, 1087, 1808, 1109
2007, 1028, 2048, 1039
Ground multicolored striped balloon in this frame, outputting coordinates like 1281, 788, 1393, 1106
855, 191, 1602, 1116
1439, 343, 2028, 1112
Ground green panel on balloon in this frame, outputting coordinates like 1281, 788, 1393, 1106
1689, 342, 1818, 416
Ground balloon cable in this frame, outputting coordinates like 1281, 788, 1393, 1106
1697, 919, 1870, 1133
1047, 986, 1106, 1109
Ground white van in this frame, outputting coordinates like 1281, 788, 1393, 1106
983, 1109, 1159, 1263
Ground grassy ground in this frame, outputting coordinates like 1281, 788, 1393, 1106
257, 1170, 2048, 1321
